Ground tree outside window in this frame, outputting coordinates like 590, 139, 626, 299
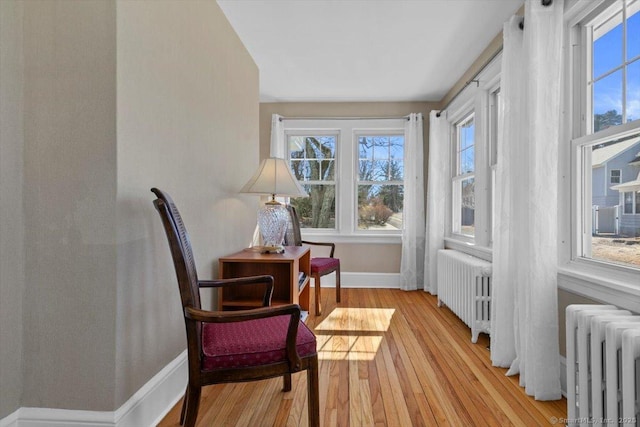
288, 135, 336, 229
357, 135, 404, 230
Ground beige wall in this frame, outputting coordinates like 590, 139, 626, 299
114, 0, 259, 407
21, 0, 118, 410
0, 0, 25, 417
0, 0, 259, 416
259, 102, 437, 273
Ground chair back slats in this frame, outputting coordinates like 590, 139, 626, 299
151, 188, 201, 310
284, 205, 302, 246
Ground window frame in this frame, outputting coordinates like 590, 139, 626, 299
355, 131, 406, 233
452, 112, 477, 239
610, 168, 622, 184
285, 130, 340, 232
281, 119, 406, 244
443, 53, 501, 254
558, 0, 640, 309
586, 0, 640, 132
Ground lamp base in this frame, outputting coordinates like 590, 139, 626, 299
257, 201, 289, 250
256, 245, 285, 254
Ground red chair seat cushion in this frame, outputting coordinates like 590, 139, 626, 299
310, 257, 340, 275
201, 315, 316, 371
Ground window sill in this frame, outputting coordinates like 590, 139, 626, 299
444, 237, 493, 262
558, 259, 640, 313
301, 232, 402, 245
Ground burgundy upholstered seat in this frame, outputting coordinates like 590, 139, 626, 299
285, 205, 341, 316
310, 257, 340, 276
202, 315, 317, 371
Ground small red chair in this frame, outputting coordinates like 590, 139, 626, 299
285, 205, 341, 316
151, 188, 319, 427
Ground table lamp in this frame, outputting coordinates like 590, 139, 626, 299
240, 157, 307, 253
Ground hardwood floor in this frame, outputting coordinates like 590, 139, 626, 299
157, 288, 567, 426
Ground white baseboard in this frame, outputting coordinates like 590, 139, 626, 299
0, 350, 187, 427
310, 272, 401, 289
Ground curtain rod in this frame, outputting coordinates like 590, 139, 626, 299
436, 0, 552, 118
435, 47, 503, 118
279, 115, 414, 121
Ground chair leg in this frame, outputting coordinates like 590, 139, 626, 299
179, 385, 188, 425
283, 373, 292, 392
313, 273, 321, 316
183, 384, 201, 427
335, 265, 341, 303
307, 357, 320, 427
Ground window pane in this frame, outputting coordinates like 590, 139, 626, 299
460, 177, 475, 237
611, 169, 621, 184
461, 146, 475, 174
291, 159, 311, 181
304, 136, 335, 160
390, 137, 404, 161
359, 137, 373, 159
289, 136, 305, 158
588, 135, 640, 268
290, 184, 335, 229
593, 70, 623, 132
636, 193, 640, 214
460, 120, 475, 150
457, 117, 475, 173
627, 5, 640, 61
627, 59, 640, 122
624, 191, 634, 213
593, 15, 623, 79
357, 184, 403, 230
373, 136, 390, 160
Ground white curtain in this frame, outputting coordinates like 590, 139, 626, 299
424, 111, 450, 294
491, 0, 563, 400
400, 113, 425, 290
270, 114, 285, 158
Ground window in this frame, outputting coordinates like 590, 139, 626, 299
443, 53, 500, 251
589, 0, 640, 133
624, 191, 634, 213
287, 133, 337, 229
452, 113, 475, 238
282, 119, 406, 240
610, 169, 621, 184
571, 0, 640, 270
356, 134, 404, 231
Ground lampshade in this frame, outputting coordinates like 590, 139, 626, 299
240, 157, 307, 252
240, 157, 307, 199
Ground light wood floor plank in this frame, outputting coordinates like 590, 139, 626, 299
157, 288, 567, 426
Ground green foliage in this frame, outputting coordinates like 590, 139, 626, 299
594, 110, 622, 132
359, 197, 393, 226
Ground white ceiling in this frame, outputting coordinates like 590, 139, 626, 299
217, 0, 523, 103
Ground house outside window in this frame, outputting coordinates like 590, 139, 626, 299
283, 118, 406, 242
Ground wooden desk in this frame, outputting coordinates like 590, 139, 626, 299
218, 246, 311, 311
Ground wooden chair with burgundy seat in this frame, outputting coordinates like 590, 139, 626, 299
151, 188, 319, 427
284, 204, 341, 316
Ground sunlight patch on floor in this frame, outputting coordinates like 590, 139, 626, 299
314, 307, 395, 361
